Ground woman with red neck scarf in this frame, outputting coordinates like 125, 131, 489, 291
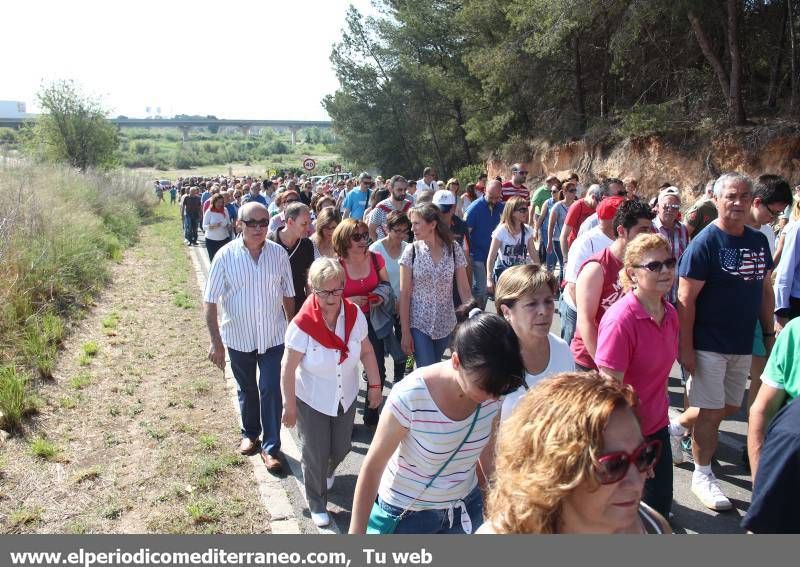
202, 193, 231, 262
280, 258, 382, 528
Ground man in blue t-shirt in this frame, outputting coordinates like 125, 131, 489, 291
343, 172, 372, 221
741, 397, 800, 533
676, 172, 776, 512
465, 180, 503, 308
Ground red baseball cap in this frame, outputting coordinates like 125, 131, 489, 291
596, 195, 625, 220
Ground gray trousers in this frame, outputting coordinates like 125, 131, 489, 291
296, 398, 357, 514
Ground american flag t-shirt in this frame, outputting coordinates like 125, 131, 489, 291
719, 247, 768, 281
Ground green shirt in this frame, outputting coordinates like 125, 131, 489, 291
685, 198, 717, 238
531, 185, 551, 216
762, 317, 800, 401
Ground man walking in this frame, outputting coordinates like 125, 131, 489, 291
465, 180, 503, 308
343, 172, 372, 221
204, 202, 296, 473
677, 172, 775, 510
181, 186, 202, 246
367, 175, 413, 241
501, 163, 529, 202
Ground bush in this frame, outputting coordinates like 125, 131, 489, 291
0, 366, 39, 431
452, 163, 487, 186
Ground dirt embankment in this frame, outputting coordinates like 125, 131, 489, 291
487, 126, 800, 203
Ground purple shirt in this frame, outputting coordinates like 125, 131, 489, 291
595, 292, 678, 436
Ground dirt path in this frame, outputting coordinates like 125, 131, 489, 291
0, 204, 270, 534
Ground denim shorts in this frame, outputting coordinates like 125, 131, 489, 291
376, 485, 484, 534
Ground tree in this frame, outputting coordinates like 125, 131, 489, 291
26, 80, 118, 171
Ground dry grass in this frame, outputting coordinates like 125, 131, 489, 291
0, 202, 270, 534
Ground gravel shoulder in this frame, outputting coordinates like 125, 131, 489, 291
0, 204, 270, 534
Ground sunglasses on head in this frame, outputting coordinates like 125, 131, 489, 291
595, 439, 662, 485
351, 232, 370, 242
634, 258, 677, 272
242, 218, 269, 228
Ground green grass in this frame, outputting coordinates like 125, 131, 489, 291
9, 507, 42, 528
59, 395, 79, 409
81, 341, 99, 357
198, 434, 217, 451
69, 372, 92, 390
77, 352, 92, 366
29, 436, 59, 460
191, 379, 211, 395
73, 466, 102, 483
187, 498, 221, 524
191, 453, 244, 490
0, 366, 39, 432
101, 312, 119, 334
172, 292, 193, 309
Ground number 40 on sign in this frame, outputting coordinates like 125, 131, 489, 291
303, 158, 316, 171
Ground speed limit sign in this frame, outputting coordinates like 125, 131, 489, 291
302, 158, 316, 171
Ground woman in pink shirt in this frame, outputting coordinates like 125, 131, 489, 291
595, 234, 678, 520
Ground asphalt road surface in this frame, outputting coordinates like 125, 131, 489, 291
190, 235, 752, 535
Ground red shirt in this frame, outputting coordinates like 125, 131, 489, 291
570, 248, 625, 369
564, 200, 595, 246
501, 181, 529, 202
341, 252, 386, 313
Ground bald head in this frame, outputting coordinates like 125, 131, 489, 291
238, 201, 268, 221
486, 180, 502, 206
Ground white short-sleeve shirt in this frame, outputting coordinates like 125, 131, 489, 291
285, 307, 369, 416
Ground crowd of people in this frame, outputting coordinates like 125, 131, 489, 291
183, 164, 800, 534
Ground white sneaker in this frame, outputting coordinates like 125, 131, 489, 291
326, 474, 335, 491
691, 470, 733, 511
311, 511, 330, 527
670, 434, 685, 465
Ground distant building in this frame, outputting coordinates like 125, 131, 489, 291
0, 101, 29, 119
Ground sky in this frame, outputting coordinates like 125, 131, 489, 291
2, 0, 378, 121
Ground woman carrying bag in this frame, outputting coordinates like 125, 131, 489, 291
348, 310, 524, 534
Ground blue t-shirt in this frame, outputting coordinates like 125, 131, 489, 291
741, 398, 800, 533
465, 196, 503, 263
241, 193, 268, 206
677, 224, 773, 354
200, 191, 211, 204
343, 189, 370, 221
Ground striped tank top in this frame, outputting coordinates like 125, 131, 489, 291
378, 372, 500, 511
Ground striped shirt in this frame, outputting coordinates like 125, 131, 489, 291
378, 373, 500, 511
654, 218, 689, 304
203, 238, 295, 353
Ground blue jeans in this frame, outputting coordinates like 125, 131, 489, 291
184, 214, 199, 244
228, 344, 284, 456
547, 241, 564, 285
471, 260, 488, 308
411, 328, 451, 368
377, 485, 484, 534
559, 295, 577, 347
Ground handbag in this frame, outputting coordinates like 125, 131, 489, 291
366, 404, 481, 534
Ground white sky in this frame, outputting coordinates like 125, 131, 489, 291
2, 0, 378, 121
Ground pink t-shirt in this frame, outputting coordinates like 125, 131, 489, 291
594, 292, 678, 436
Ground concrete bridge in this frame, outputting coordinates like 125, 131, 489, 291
0, 116, 333, 144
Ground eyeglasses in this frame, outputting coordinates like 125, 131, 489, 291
763, 203, 784, 219
662, 204, 681, 211
633, 258, 678, 272
514, 170, 528, 176
351, 232, 370, 242
313, 287, 344, 298
515, 207, 529, 214
595, 439, 662, 485
566, 188, 577, 193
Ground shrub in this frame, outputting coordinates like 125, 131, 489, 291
452, 163, 487, 186
0, 366, 39, 431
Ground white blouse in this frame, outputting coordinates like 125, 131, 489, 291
284, 307, 369, 416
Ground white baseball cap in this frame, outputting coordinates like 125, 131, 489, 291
432, 189, 456, 206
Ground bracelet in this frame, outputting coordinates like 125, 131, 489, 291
368, 384, 382, 389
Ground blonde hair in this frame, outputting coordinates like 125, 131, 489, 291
500, 196, 528, 230
486, 371, 639, 534
791, 198, 800, 222
619, 233, 671, 291
307, 257, 344, 290
495, 264, 558, 312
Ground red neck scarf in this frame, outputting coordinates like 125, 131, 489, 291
293, 294, 358, 364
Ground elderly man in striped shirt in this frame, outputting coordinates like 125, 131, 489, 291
204, 202, 296, 473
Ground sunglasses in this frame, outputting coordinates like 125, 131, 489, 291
438, 204, 454, 213
662, 204, 681, 211
634, 258, 678, 272
313, 287, 344, 298
566, 188, 577, 193
617, 190, 628, 197
242, 218, 269, 228
514, 170, 529, 176
351, 232, 370, 242
595, 439, 662, 485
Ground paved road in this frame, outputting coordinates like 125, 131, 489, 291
190, 236, 752, 534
